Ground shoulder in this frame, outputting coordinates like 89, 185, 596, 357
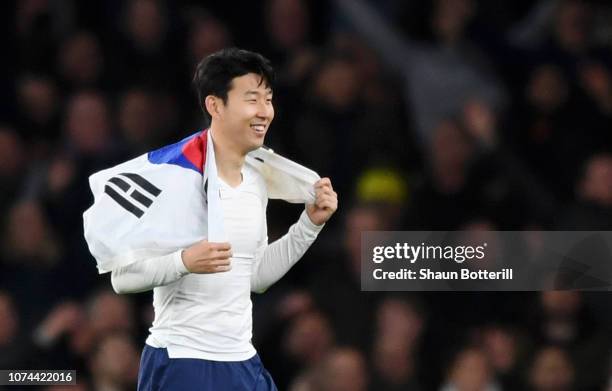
96, 131, 205, 196
147, 130, 206, 175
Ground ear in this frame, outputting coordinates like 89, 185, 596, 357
204, 96, 222, 120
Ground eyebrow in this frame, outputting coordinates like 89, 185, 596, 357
244, 90, 273, 97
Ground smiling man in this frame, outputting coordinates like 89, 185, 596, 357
87, 48, 338, 390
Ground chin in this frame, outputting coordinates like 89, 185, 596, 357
244, 139, 264, 153
252, 134, 266, 146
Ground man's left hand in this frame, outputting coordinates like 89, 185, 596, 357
306, 177, 338, 226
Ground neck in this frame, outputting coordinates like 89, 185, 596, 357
209, 125, 245, 187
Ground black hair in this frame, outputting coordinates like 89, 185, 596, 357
192, 48, 275, 122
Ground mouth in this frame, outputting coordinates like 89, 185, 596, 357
251, 124, 267, 134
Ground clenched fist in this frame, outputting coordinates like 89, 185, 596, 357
181, 241, 233, 273
306, 177, 338, 226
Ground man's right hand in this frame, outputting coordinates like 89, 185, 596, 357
181, 241, 232, 273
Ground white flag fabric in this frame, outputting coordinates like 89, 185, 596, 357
83, 130, 320, 274
203, 130, 226, 242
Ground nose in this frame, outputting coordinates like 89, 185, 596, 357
256, 101, 274, 121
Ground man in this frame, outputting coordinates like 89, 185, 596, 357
84, 48, 337, 390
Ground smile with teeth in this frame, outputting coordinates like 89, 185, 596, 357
251, 124, 266, 133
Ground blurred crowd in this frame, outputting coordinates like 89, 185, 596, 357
1, 0, 612, 390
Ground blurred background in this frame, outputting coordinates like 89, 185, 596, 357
1, 0, 612, 390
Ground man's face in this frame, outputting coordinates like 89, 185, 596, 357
217, 73, 274, 153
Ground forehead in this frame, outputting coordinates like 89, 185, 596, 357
228, 73, 272, 94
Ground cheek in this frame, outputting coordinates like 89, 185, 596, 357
224, 104, 251, 124
238, 104, 259, 120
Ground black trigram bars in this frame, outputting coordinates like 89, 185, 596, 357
104, 173, 162, 218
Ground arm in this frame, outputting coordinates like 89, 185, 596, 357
507, 0, 560, 48
111, 239, 232, 294
334, 0, 416, 74
110, 250, 188, 294
251, 177, 337, 293
251, 210, 323, 293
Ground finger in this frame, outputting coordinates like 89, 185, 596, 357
210, 242, 232, 251
315, 182, 332, 190
214, 265, 232, 272
316, 200, 336, 211
211, 250, 233, 260
316, 194, 337, 204
316, 198, 337, 210
191, 244, 230, 258
315, 177, 332, 188
316, 194, 334, 202
315, 188, 336, 197
319, 200, 338, 209
208, 258, 231, 266
314, 182, 333, 190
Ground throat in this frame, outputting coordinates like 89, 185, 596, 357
219, 170, 243, 188
211, 129, 246, 188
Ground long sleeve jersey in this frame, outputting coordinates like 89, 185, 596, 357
110, 163, 323, 361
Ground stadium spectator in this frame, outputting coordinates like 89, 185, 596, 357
440, 347, 501, 391
370, 296, 426, 390
557, 153, 612, 229
292, 51, 363, 197
86, 290, 135, 338
181, 7, 233, 129
311, 348, 369, 391
186, 9, 232, 68
334, 0, 507, 144
405, 119, 475, 229
0, 291, 26, 369
284, 310, 335, 367
528, 345, 575, 391
88, 333, 140, 391
31, 290, 136, 375
57, 32, 105, 92
264, 0, 311, 66
275, 310, 336, 389
309, 204, 387, 350
0, 127, 26, 212
477, 324, 524, 390
1, 201, 63, 325
113, 0, 181, 92
576, 62, 612, 148
32, 301, 91, 371
354, 167, 409, 228
527, 291, 611, 388
117, 88, 161, 155
15, 74, 60, 150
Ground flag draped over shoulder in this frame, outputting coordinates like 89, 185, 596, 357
83, 129, 320, 274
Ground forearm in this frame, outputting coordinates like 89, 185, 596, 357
111, 250, 189, 293
507, 0, 560, 48
251, 210, 323, 293
334, 0, 413, 74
